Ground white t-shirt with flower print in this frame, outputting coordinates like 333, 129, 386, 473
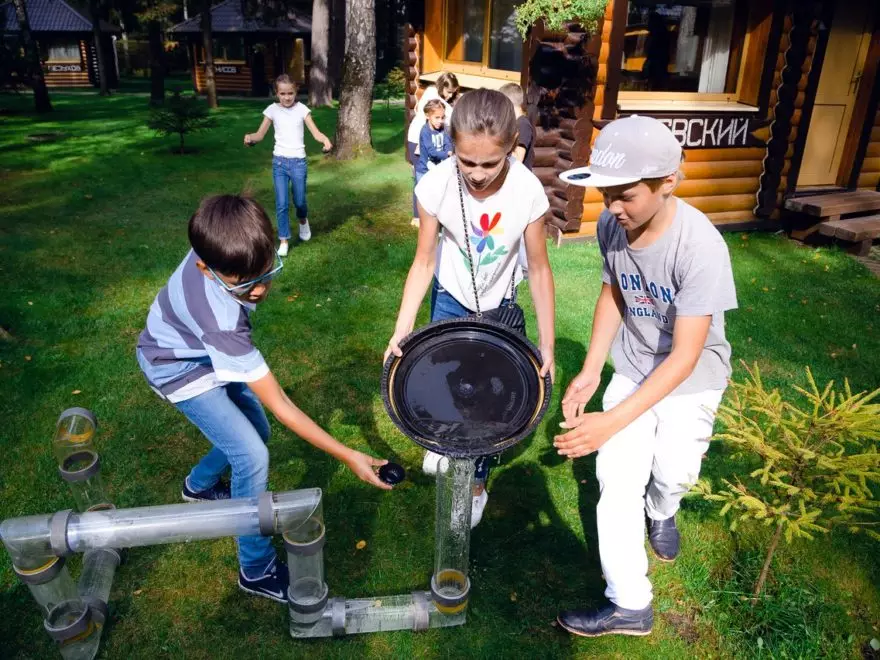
415, 157, 549, 312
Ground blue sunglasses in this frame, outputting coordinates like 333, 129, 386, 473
208, 255, 283, 296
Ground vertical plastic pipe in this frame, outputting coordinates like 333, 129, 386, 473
285, 499, 328, 630
44, 598, 100, 660
78, 548, 120, 624
430, 457, 473, 617
52, 408, 112, 512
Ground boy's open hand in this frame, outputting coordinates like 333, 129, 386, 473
553, 410, 620, 459
346, 450, 393, 490
561, 368, 602, 424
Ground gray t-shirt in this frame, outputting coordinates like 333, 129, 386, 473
597, 199, 737, 395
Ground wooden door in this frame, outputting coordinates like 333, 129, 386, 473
797, 0, 874, 187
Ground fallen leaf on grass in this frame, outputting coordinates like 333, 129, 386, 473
133, 589, 143, 596
72, 390, 81, 395
355, 540, 366, 550
510, 592, 517, 602
24, 355, 31, 361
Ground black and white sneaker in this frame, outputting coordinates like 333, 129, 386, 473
238, 557, 289, 603
181, 478, 231, 503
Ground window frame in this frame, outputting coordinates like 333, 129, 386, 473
614, 0, 769, 110
441, 0, 522, 80
45, 40, 82, 63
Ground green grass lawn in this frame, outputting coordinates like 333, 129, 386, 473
1, 92, 878, 659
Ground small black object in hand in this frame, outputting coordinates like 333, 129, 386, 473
378, 462, 405, 486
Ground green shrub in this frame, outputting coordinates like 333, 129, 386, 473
146, 90, 217, 154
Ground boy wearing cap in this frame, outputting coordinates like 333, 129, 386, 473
554, 116, 737, 637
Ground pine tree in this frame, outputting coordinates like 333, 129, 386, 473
693, 363, 880, 598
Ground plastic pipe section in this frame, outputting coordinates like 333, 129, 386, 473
287, 456, 472, 638
0, 490, 322, 562
52, 408, 112, 513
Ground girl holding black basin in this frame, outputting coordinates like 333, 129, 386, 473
384, 88, 556, 527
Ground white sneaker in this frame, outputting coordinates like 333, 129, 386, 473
298, 220, 311, 241
277, 242, 289, 257
471, 490, 489, 528
422, 450, 443, 476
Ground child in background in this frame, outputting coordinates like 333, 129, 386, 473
415, 99, 453, 184
244, 74, 333, 257
137, 195, 390, 603
406, 74, 460, 227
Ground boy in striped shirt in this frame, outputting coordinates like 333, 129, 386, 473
137, 195, 390, 602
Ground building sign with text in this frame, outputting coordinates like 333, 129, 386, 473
46, 63, 82, 73
620, 113, 768, 149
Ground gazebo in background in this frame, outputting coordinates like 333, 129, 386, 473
1, 0, 119, 89
169, 0, 311, 97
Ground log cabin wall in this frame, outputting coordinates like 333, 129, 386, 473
404, 24, 420, 128
42, 39, 92, 87
859, 108, 880, 190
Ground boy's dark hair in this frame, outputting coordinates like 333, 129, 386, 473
498, 83, 525, 111
450, 88, 517, 152
423, 98, 445, 115
188, 195, 276, 279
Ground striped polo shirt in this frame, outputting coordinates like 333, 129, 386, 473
136, 250, 269, 403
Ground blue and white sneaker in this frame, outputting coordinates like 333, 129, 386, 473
181, 478, 231, 503
238, 557, 288, 603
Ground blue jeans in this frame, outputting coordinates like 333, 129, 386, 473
175, 383, 274, 578
429, 279, 514, 484
273, 156, 308, 240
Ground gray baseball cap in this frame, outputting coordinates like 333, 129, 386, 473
559, 115, 682, 188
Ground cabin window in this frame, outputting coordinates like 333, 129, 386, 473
212, 37, 246, 62
444, 0, 522, 73
47, 42, 80, 61
621, 0, 748, 96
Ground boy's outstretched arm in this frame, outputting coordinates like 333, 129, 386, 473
249, 370, 392, 490
554, 314, 711, 459
561, 282, 624, 423
304, 114, 333, 152
244, 117, 272, 146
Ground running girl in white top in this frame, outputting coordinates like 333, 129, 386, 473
244, 74, 333, 256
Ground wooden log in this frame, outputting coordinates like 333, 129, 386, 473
535, 167, 560, 187
683, 148, 766, 162
593, 85, 605, 112
406, 36, 418, 49
599, 41, 610, 64
405, 51, 417, 66
571, 141, 592, 161
535, 129, 561, 148
872, 127, 880, 142
866, 142, 880, 157
554, 156, 574, 172
861, 157, 880, 174
534, 146, 558, 168
681, 160, 764, 179
706, 210, 759, 224
676, 177, 760, 197
857, 172, 880, 189
683, 194, 760, 214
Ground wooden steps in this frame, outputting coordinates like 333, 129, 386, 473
817, 214, 880, 256
785, 190, 880, 253
785, 190, 880, 217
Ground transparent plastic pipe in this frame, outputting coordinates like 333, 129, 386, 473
19, 561, 80, 615
289, 593, 467, 638
285, 500, 327, 626
0, 490, 321, 556
44, 599, 101, 660
78, 548, 120, 622
431, 457, 473, 616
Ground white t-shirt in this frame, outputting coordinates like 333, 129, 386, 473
263, 102, 311, 158
415, 157, 549, 311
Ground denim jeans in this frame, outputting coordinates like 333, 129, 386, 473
175, 382, 274, 578
273, 155, 308, 240
429, 279, 514, 484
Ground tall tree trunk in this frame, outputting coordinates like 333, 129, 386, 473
328, 0, 345, 93
308, 0, 332, 106
12, 0, 51, 112
147, 19, 164, 104
88, 0, 110, 95
335, 0, 375, 159
201, 0, 218, 108
119, 19, 131, 75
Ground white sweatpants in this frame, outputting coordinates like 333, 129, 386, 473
596, 374, 724, 610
